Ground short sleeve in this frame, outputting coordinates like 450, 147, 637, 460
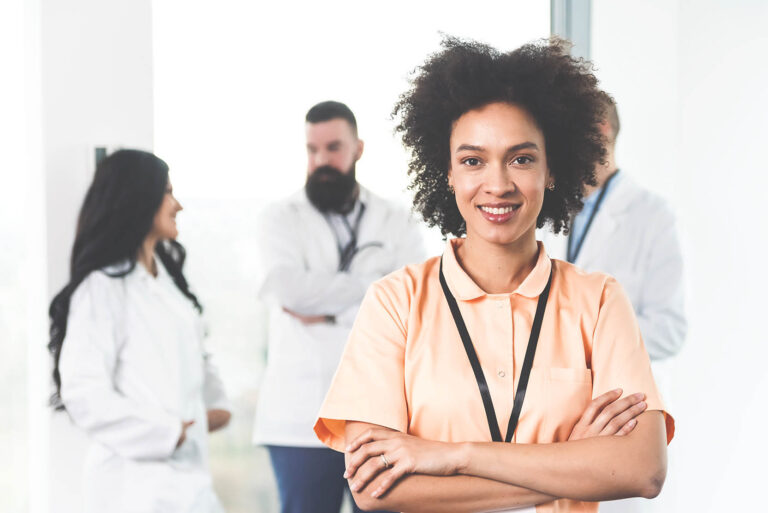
314, 279, 409, 452
590, 278, 675, 444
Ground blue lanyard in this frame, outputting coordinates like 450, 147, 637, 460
567, 170, 620, 263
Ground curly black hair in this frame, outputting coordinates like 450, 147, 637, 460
393, 36, 606, 236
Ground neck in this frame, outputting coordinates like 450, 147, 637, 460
138, 236, 158, 276
340, 183, 360, 214
456, 229, 539, 294
585, 144, 617, 197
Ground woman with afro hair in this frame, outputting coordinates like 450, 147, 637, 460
315, 37, 673, 513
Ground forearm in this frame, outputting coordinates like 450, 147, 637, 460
352, 472, 555, 513
260, 266, 375, 315
637, 311, 686, 360
458, 412, 667, 502
62, 385, 181, 460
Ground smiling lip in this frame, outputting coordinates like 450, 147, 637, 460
477, 203, 521, 224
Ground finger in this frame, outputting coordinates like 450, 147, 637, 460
601, 401, 647, 436
615, 418, 638, 436
349, 456, 390, 493
597, 392, 644, 423
371, 464, 409, 498
593, 393, 644, 432
346, 428, 392, 453
344, 441, 388, 479
579, 388, 622, 426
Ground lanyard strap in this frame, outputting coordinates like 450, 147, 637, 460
439, 258, 554, 443
567, 169, 620, 263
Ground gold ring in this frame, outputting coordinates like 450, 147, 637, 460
380, 453, 390, 468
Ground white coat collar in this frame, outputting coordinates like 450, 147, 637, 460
575, 172, 642, 267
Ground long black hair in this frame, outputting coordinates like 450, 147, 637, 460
48, 149, 202, 408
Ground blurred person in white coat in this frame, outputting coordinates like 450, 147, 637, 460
253, 101, 425, 513
49, 149, 231, 513
540, 92, 686, 512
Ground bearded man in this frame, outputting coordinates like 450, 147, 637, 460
253, 101, 425, 513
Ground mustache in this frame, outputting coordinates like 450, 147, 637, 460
311, 165, 345, 180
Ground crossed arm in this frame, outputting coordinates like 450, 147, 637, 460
344, 391, 665, 512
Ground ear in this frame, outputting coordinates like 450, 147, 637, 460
355, 139, 365, 161
545, 168, 555, 191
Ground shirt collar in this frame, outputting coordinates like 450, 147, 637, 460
441, 239, 552, 301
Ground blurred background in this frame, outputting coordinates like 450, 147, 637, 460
1, 0, 767, 511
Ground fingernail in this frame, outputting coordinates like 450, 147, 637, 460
343, 470, 349, 478
634, 392, 644, 399
630, 419, 637, 426
639, 401, 647, 408
351, 482, 359, 492
615, 388, 623, 394
371, 489, 380, 498
345, 445, 352, 452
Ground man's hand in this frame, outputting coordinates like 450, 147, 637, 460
176, 420, 195, 448
207, 409, 231, 432
569, 389, 647, 441
283, 307, 333, 325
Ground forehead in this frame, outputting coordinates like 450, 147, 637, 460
305, 118, 357, 146
450, 102, 544, 148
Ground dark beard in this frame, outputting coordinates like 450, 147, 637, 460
305, 164, 358, 214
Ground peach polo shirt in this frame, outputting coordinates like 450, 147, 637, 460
315, 239, 674, 513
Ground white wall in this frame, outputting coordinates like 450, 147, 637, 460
42, 0, 155, 293
592, 0, 768, 509
0, 1, 46, 512
40, 0, 155, 510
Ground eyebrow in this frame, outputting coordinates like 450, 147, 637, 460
455, 142, 539, 154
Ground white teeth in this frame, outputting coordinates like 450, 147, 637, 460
480, 206, 516, 215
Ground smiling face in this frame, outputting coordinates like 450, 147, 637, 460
448, 102, 550, 248
151, 180, 183, 240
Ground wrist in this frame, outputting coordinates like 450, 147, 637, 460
453, 442, 473, 474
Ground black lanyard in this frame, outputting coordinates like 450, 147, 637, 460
567, 170, 620, 263
439, 258, 554, 443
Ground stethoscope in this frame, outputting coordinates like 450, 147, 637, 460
327, 202, 383, 272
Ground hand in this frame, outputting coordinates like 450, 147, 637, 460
282, 307, 331, 325
568, 389, 647, 441
176, 420, 195, 448
344, 427, 462, 499
206, 409, 231, 432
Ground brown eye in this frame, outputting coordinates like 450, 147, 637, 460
513, 156, 533, 165
463, 157, 480, 166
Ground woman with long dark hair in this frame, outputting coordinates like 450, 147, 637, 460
49, 149, 230, 513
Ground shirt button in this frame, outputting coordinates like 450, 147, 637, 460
498, 370, 506, 378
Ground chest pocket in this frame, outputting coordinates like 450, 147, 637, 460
520, 367, 592, 443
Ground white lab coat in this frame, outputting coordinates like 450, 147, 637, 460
252, 187, 426, 447
539, 173, 686, 370
539, 174, 686, 513
59, 258, 229, 513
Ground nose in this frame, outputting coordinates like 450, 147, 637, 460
314, 150, 330, 168
175, 197, 183, 212
484, 162, 516, 196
